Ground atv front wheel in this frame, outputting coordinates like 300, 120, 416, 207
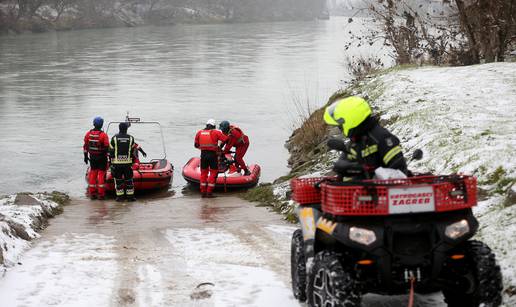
291, 229, 307, 301
307, 251, 361, 307
443, 240, 503, 307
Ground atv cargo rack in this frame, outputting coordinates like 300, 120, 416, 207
291, 175, 477, 216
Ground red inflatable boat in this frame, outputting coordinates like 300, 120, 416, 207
97, 159, 173, 191
182, 154, 260, 190
85, 116, 173, 192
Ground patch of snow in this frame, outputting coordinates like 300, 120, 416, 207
264, 224, 297, 237
476, 199, 516, 307
165, 228, 298, 306
137, 264, 164, 307
0, 193, 61, 269
0, 233, 117, 307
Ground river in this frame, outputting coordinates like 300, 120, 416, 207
0, 18, 447, 307
0, 17, 390, 196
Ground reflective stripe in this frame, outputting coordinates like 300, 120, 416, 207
207, 183, 215, 187
116, 189, 124, 196
361, 144, 378, 158
89, 184, 96, 188
347, 148, 357, 160
383, 145, 402, 165
98, 184, 105, 188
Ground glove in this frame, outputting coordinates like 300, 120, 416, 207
141, 150, 147, 158
84, 153, 89, 164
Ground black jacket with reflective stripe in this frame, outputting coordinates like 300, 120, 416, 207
344, 119, 407, 176
109, 133, 134, 164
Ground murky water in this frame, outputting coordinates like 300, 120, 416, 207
0, 17, 390, 196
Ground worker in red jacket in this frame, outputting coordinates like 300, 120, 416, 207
194, 119, 228, 198
83, 116, 110, 200
219, 120, 250, 176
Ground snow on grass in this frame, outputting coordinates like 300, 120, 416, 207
0, 233, 117, 307
368, 63, 516, 304
476, 199, 516, 306
373, 63, 516, 201
0, 193, 63, 269
165, 227, 298, 307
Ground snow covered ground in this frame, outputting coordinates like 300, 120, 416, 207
0, 193, 64, 270
277, 62, 516, 305
0, 196, 301, 307
370, 63, 516, 305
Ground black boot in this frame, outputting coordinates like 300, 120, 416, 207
244, 169, 251, 176
116, 196, 124, 202
127, 195, 136, 202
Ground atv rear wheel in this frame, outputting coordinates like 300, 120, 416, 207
291, 229, 307, 301
307, 251, 361, 307
443, 240, 503, 307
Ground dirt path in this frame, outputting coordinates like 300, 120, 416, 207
0, 195, 445, 306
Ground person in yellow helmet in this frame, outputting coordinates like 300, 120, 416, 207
323, 96, 407, 177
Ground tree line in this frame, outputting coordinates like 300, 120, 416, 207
0, 0, 326, 34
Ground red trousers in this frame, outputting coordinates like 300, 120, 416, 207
200, 168, 218, 194
234, 142, 249, 172
88, 169, 106, 197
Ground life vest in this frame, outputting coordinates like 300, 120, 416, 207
87, 130, 107, 155
198, 130, 218, 151
111, 134, 134, 164
229, 125, 246, 144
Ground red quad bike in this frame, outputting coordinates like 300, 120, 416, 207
290, 138, 503, 307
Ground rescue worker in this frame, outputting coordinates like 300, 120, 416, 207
194, 119, 228, 198
109, 122, 138, 201
83, 116, 110, 200
219, 120, 251, 176
132, 143, 147, 170
323, 96, 408, 178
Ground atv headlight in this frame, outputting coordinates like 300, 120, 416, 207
445, 220, 470, 239
349, 227, 376, 246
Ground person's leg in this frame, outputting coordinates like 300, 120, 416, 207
235, 142, 250, 174
97, 169, 106, 199
124, 165, 135, 201
200, 151, 212, 196
206, 152, 219, 197
93, 156, 108, 200
88, 169, 98, 199
112, 166, 125, 201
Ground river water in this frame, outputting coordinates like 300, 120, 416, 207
0, 17, 390, 196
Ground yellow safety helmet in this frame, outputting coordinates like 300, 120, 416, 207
323, 96, 372, 137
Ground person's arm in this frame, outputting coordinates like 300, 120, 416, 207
83, 132, 89, 164
194, 131, 200, 149
109, 137, 115, 159
379, 136, 408, 174
101, 132, 110, 157
222, 133, 234, 153
138, 147, 147, 157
